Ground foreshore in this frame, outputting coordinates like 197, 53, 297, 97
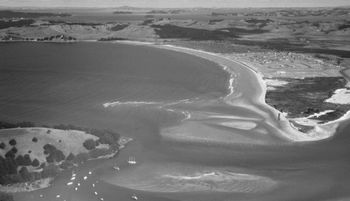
113, 40, 350, 142
0, 178, 53, 193
2, 39, 349, 142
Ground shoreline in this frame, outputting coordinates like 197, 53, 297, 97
0, 178, 53, 193
113, 40, 350, 142
2, 40, 350, 142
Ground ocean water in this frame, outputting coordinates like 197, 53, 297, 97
1, 42, 350, 201
0, 42, 228, 126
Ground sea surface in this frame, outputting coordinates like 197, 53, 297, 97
1, 42, 350, 201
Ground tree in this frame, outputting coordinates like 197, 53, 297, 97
83, 139, 96, 150
0, 142, 5, 149
9, 139, 16, 146
43, 144, 65, 163
5, 149, 16, 159
10, 147, 17, 154
19, 166, 31, 181
5, 157, 17, 174
23, 154, 32, 166
66, 153, 75, 161
15, 155, 25, 166
32, 137, 38, 142
32, 158, 40, 167
0, 156, 8, 176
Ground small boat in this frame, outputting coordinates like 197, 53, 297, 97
131, 194, 138, 200
128, 156, 137, 165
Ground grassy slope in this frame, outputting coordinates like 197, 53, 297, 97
0, 127, 99, 164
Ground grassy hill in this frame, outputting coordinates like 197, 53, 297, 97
0, 126, 123, 187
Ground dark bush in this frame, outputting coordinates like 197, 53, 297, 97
19, 166, 31, 181
9, 139, 16, 146
0, 142, 5, 149
15, 155, 24, 165
32, 137, 38, 142
83, 139, 96, 150
89, 148, 111, 158
66, 153, 75, 161
94, 130, 120, 146
23, 154, 32, 166
5, 149, 16, 159
32, 158, 40, 167
0, 121, 35, 129
43, 144, 65, 163
0, 156, 8, 176
10, 147, 17, 154
5, 157, 17, 174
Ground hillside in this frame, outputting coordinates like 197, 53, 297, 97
0, 126, 127, 191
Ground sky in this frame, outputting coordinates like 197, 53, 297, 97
0, 0, 349, 8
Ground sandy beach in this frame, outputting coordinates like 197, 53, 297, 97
113, 40, 350, 143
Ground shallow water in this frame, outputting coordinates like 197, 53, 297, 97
1, 42, 350, 201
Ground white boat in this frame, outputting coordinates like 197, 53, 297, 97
128, 156, 137, 165
131, 194, 138, 200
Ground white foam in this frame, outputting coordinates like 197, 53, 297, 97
103, 101, 161, 108
181, 111, 191, 121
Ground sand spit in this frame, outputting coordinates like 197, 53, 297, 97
325, 88, 350, 104
112, 40, 350, 142
104, 162, 277, 193
103, 101, 161, 108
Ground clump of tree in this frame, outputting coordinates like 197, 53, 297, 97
9, 139, 16, 146
0, 121, 35, 129
0, 153, 42, 185
83, 139, 97, 150
36, 35, 76, 42
113, 11, 133, 14
99, 37, 127, 41
43, 144, 65, 163
0, 142, 6, 149
0, 19, 35, 29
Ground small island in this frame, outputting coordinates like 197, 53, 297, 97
0, 121, 131, 197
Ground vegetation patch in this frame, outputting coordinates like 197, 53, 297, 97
113, 11, 133, 14
266, 77, 350, 122
152, 24, 267, 40
0, 123, 123, 187
152, 24, 238, 40
110, 24, 129, 31
0, 19, 35, 29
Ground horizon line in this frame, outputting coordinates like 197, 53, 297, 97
1, 5, 350, 9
